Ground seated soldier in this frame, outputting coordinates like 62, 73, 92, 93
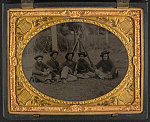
95, 51, 118, 79
31, 54, 52, 83
76, 52, 95, 79
60, 52, 77, 83
47, 50, 60, 81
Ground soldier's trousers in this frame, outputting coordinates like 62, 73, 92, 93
77, 72, 95, 79
95, 69, 106, 79
32, 74, 52, 83
95, 68, 118, 79
61, 66, 77, 81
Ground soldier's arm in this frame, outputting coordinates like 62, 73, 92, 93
46, 60, 51, 67
86, 61, 94, 72
95, 61, 102, 69
32, 65, 43, 75
75, 60, 79, 72
56, 62, 60, 71
73, 62, 77, 75
46, 61, 53, 72
43, 63, 49, 69
109, 59, 116, 74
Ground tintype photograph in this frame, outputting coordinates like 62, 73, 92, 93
22, 22, 128, 101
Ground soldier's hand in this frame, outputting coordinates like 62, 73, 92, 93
47, 68, 50, 72
73, 71, 77, 76
108, 72, 111, 75
42, 72, 48, 76
68, 68, 73, 74
93, 66, 97, 70
95, 69, 99, 73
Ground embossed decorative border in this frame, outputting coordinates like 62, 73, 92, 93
7, 7, 144, 115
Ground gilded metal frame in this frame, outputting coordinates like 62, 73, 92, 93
7, 7, 144, 115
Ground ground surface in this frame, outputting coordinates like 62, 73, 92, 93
30, 69, 125, 101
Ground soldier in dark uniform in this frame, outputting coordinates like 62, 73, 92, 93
76, 52, 95, 79
31, 54, 52, 83
95, 51, 118, 79
47, 50, 60, 81
60, 52, 77, 83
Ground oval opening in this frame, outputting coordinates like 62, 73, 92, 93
22, 22, 128, 101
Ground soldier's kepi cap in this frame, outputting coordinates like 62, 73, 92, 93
100, 51, 110, 57
34, 54, 43, 60
65, 52, 74, 59
78, 52, 87, 57
50, 50, 59, 57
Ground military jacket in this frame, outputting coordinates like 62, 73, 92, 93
60, 60, 76, 72
47, 58, 59, 73
77, 59, 94, 74
95, 59, 115, 73
32, 62, 49, 75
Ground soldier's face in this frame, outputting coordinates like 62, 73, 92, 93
37, 57, 43, 64
52, 53, 58, 60
68, 54, 73, 60
103, 54, 108, 60
79, 55, 84, 60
